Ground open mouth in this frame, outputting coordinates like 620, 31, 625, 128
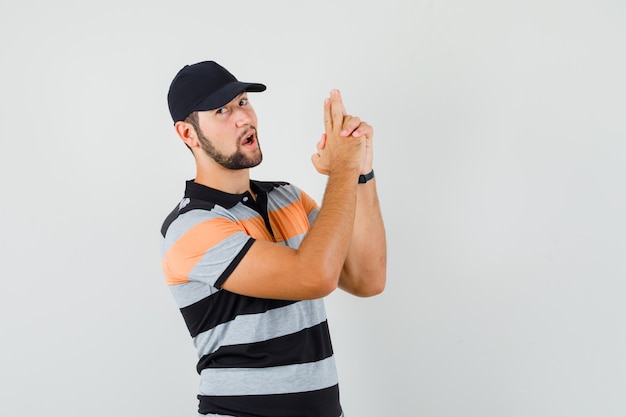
241, 131, 256, 146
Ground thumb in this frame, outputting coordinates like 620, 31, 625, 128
316, 133, 326, 152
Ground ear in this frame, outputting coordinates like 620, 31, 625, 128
174, 121, 199, 149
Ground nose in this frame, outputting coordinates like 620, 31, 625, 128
234, 107, 253, 128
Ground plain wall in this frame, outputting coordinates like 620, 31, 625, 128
1, 0, 625, 416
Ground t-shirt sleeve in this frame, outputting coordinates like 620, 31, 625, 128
300, 189, 320, 226
161, 209, 253, 289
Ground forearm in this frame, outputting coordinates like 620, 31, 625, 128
339, 178, 387, 296
305, 88, 381, 296
219, 167, 363, 301
297, 168, 360, 291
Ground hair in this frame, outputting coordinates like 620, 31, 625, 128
184, 112, 200, 132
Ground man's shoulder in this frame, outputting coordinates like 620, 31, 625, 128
160, 198, 226, 238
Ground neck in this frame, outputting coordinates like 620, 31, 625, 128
194, 162, 252, 195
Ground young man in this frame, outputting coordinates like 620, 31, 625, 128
161, 60, 386, 417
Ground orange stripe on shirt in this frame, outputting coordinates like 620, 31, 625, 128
236, 216, 274, 241
300, 190, 319, 215
162, 218, 244, 286
269, 200, 311, 243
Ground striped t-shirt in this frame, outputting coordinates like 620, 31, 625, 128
160, 180, 343, 417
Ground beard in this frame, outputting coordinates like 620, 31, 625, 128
197, 127, 263, 170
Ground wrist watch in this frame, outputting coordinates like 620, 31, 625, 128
358, 169, 375, 184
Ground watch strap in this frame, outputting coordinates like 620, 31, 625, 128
358, 169, 375, 184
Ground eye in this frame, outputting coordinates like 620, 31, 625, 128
215, 107, 228, 115
239, 98, 249, 106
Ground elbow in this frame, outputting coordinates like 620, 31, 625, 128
317, 268, 341, 297
369, 276, 387, 296
301, 265, 341, 299
356, 274, 386, 297
341, 269, 386, 298
319, 279, 340, 298
306, 278, 339, 299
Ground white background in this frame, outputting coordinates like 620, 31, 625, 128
1, 1, 625, 416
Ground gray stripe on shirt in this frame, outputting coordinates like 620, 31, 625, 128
199, 356, 339, 396
193, 299, 327, 357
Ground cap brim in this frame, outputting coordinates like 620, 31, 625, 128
193, 81, 266, 112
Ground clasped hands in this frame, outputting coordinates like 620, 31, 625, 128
311, 89, 373, 176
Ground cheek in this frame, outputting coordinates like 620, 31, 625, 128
214, 128, 240, 150
247, 108, 258, 125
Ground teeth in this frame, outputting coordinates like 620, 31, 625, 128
241, 132, 254, 145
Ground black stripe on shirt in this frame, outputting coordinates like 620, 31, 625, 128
161, 199, 218, 237
196, 320, 333, 372
198, 384, 342, 417
214, 237, 255, 289
180, 289, 296, 338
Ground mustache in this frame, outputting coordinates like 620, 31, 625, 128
238, 126, 257, 142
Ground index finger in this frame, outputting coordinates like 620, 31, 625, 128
332, 89, 347, 116
329, 89, 345, 134
323, 97, 333, 133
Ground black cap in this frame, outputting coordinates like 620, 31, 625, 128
167, 60, 266, 123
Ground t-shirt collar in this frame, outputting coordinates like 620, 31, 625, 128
184, 179, 273, 209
